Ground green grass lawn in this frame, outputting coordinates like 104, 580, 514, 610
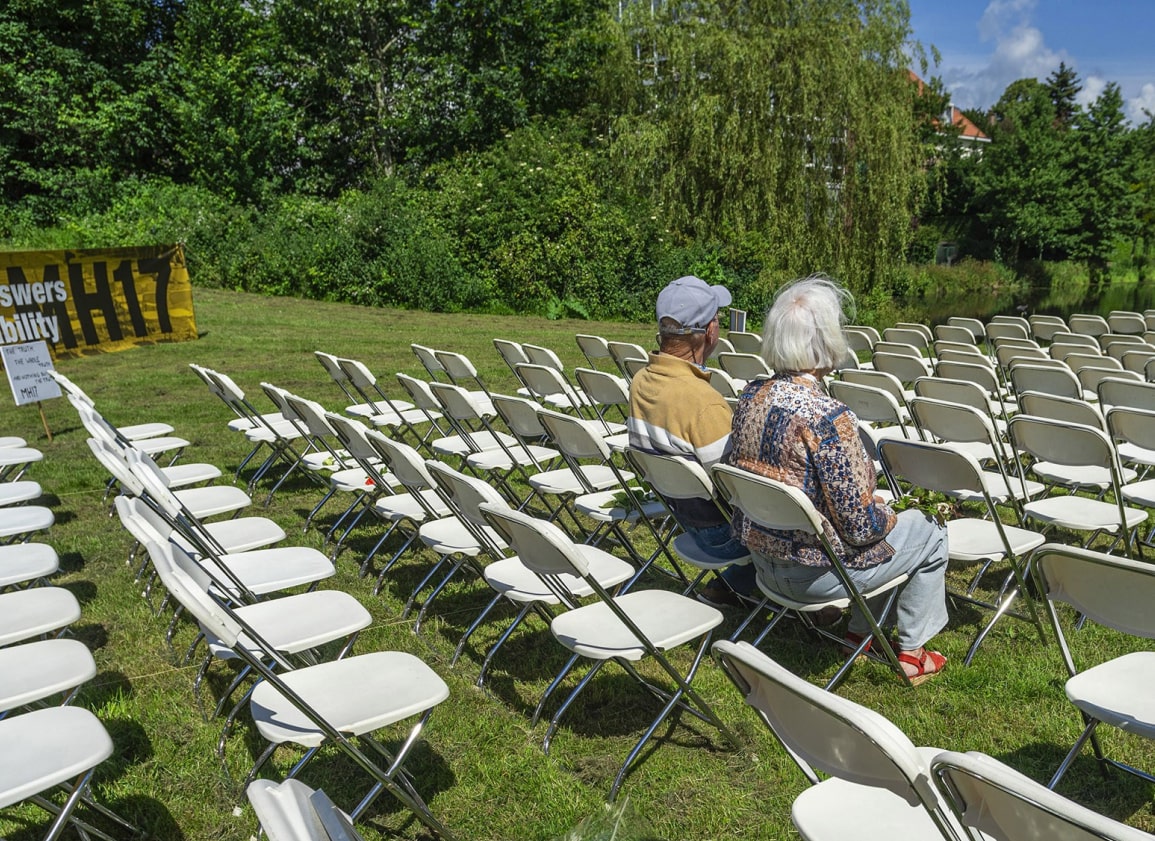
1, 287, 1153, 840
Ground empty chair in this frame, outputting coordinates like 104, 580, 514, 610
247, 778, 367, 841
933, 324, 980, 345
1050, 331, 1101, 350
1008, 363, 1084, 401
333, 356, 441, 448
827, 380, 918, 443
711, 641, 960, 841
1108, 310, 1146, 335
1120, 348, 1155, 374
1068, 313, 1110, 337
479, 502, 736, 801
985, 321, 1030, 342
1008, 415, 1146, 554
931, 748, 1155, 841
574, 334, 613, 370
1032, 543, 1155, 790
1078, 366, 1141, 395
513, 362, 593, 413
717, 352, 772, 384
871, 351, 933, 387
314, 351, 413, 422
844, 325, 880, 354
1028, 313, 1068, 343
947, 316, 985, 343
877, 438, 1046, 666
727, 330, 763, 354
606, 341, 648, 379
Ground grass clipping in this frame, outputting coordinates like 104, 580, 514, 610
552, 798, 660, 841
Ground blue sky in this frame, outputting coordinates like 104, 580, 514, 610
907, 0, 1155, 123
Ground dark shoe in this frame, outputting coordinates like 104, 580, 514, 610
811, 605, 843, 627
696, 581, 759, 610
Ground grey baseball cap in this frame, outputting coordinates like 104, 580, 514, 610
656, 275, 732, 332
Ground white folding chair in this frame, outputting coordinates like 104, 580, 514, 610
1068, 313, 1110, 337
247, 778, 366, 841
1032, 543, 1155, 790
876, 438, 1046, 666
710, 465, 913, 688
145, 542, 454, 837
606, 340, 648, 380
480, 502, 736, 801
711, 641, 960, 841
727, 330, 763, 354
931, 748, 1154, 841
574, 333, 614, 370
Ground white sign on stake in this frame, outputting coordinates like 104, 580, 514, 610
1, 340, 61, 407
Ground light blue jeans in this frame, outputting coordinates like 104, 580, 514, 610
683, 522, 758, 594
750, 509, 949, 650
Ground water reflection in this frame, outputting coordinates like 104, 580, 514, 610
926, 274, 1155, 324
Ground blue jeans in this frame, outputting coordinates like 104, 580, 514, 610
683, 522, 757, 595
750, 509, 949, 650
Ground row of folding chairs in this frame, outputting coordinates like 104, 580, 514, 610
0, 429, 138, 841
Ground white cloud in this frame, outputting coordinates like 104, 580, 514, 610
1130, 83, 1155, 123
1078, 75, 1108, 108
937, 0, 1067, 110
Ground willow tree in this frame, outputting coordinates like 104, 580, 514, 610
598, 0, 923, 294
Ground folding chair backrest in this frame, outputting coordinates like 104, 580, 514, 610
622, 357, 649, 380
931, 749, 1154, 841
491, 393, 549, 440
574, 368, 629, 408
1098, 377, 1155, 412
626, 448, 714, 503
707, 368, 741, 399
934, 324, 979, 345
1017, 392, 1104, 430
1106, 405, 1155, 453
711, 465, 822, 536
883, 327, 929, 350
711, 641, 941, 807
1100, 334, 1146, 353
827, 380, 905, 427
1028, 315, 1068, 343
337, 357, 380, 392
1050, 331, 1099, 350
1117, 347, 1155, 369
411, 344, 447, 379
145, 541, 243, 647
872, 352, 929, 386
282, 391, 337, 440
324, 413, 380, 466
1078, 367, 1141, 395
986, 322, 1030, 342
727, 331, 763, 355
710, 336, 735, 357
1065, 353, 1119, 372
515, 363, 583, 407
718, 352, 772, 381
479, 502, 590, 578
1108, 311, 1146, 336
1008, 364, 1081, 400
1009, 415, 1114, 470
537, 408, 610, 461
428, 381, 486, 424
933, 340, 983, 358
912, 378, 990, 416
877, 438, 984, 497
113, 492, 173, 549
935, 360, 1002, 396
364, 429, 436, 493
247, 779, 367, 841
990, 314, 1030, 330
494, 339, 530, 374
947, 317, 985, 342
1033, 543, 1155, 639
523, 344, 566, 371
434, 349, 485, 386
873, 341, 923, 359
908, 397, 997, 448
425, 459, 509, 532
575, 334, 611, 367
1068, 314, 1110, 337
606, 341, 647, 368
838, 369, 907, 404
396, 373, 441, 413
844, 326, 880, 353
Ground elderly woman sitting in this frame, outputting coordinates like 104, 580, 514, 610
727, 276, 948, 684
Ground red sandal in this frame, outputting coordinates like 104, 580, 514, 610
897, 649, 947, 686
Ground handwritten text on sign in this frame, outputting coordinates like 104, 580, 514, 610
1, 341, 61, 406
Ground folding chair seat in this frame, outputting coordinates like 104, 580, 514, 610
711, 641, 961, 841
574, 333, 614, 370
0, 587, 81, 646
0, 436, 26, 448
1068, 313, 1110, 337
1108, 310, 1147, 335
1008, 415, 1146, 554
0, 446, 45, 483
876, 438, 1046, 665
146, 543, 454, 837
0, 706, 136, 841
1032, 543, 1155, 790
479, 501, 736, 801
727, 330, 763, 354
717, 352, 772, 385
0, 543, 60, 591
1028, 313, 1068, 343
931, 749, 1155, 841
710, 465, 915, 688
536, 407, 677, 586
247, 778, 367, 841
0, 638, 96, 714
606, 340, 648, 379
0, 503, 53, 545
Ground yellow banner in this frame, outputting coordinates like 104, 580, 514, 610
0, 244, 197, 356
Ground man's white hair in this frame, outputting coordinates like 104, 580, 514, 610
761, 275, 854, 373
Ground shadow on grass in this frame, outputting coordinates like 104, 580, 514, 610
61, 577, 98, 605
71, 621, 110, 650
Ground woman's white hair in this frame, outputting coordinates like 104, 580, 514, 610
761, 275, 854, 373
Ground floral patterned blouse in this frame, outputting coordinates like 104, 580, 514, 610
728, 372, 897, 569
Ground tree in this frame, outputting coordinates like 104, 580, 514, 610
1045, 61, 1082, 129
598, 0, 923, 294
972, 78, 1078, 262
1068, 82, 1134, 281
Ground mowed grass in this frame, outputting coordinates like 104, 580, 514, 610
0, 286, 1153, 840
